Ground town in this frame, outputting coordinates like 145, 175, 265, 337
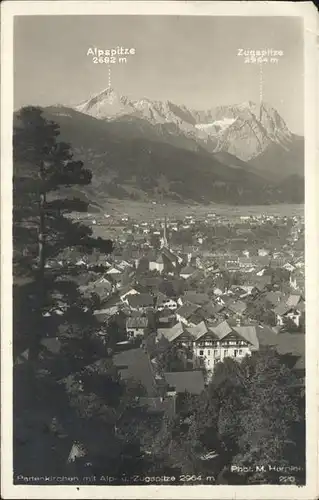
37, 208, 305, 424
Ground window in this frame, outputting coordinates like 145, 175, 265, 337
224, 349, 228, 356
207, 350, 210, 355
214, 350, 218, 357
234, 350, 238, 357
239, 349, 243, 355
199, 350, 204, 356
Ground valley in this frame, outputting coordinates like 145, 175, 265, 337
37, 88, 304, 207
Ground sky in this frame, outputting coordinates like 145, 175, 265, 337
14, 15, 304, 134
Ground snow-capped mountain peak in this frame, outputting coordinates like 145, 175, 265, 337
73, 87, 294, 162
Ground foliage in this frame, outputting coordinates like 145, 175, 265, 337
154, 350, 305, 484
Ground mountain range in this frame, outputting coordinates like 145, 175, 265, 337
23, 87, 305, 205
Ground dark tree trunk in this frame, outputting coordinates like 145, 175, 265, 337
29, 164, 46, 362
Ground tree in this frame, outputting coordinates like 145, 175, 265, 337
13, 107, 117, 478
231, 350, 305, 484
156, 343, 189, 372
13, 106, 113, 360
167, 351, 305, 485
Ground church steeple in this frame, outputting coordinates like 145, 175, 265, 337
160, 216, 168, 249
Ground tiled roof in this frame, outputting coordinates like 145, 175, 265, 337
157, 322, 185, 343
156, 292, 171, 305
162, 247, 179, 263
40, 337, 62, 354
164, 371, 205, 395
227, 300, 247, 314
138, 397, 175, 418
113, 347, 156, 397
233, 326, 259, 349
256, 325, 281, 347
183, 292, 210, 305
127, 293, 154, 308
265, 291, 283, 305
210, 320, 232, 339
176, 302, 200, 319
180, 266, 196, 275
119, 286, 139, 297
273, 302, 292, 316
126, 316, 149, 329
186, 321, 208, 340
286, 294, 301, 307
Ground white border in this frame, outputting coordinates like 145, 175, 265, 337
1, 2, 318, 499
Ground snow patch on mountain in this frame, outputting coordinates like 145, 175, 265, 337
195, 118, 237, 133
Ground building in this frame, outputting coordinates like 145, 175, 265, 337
180, 265, 196, 280
155, 319, 258, 374
120, 287, 140, 304
155, 292, 178, 312
149, 254, 165, 273
127, 293, 154, 312
192, 321, 256, 372
176, 302, 201, 326
126, 316, 149, 338
163, 371, 205, 396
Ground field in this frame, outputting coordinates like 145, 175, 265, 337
100, 198, 304, 221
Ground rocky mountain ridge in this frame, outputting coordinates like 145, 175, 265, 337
75, 88, 300, 167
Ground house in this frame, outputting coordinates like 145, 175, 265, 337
155, 292, 178, 312
113, 347, 157, 396
227, 300, 247, 316
106, 266, 122, 275
126, 316, 149, 338
251, 275, 272, 293
197, 303, 222, 324
93, 306, 119, 323
265, 290, 284, 307
273, 301, 304, 328
286, 294, 303, 308
138, 396, 176, 419
157, 308, 177, 328
75, 258, 86, 267
149, 254, 164, 273
289, 271, 304, 291
120, 287, 140, 304
179, 292, 210, 307
180, 265, 196, 280
258, 248, 269, 257
192, 320, 257, 372
89, 278, 114, 301
107, 273, 123, 290
127, 293, 154, 312
238, 286, 254, 297
162, 247, 183, 271
163, 371, 205, 395
283, 262, 296, 273
157, 322, 187, 344
237, 257, 254, 271
176, 302, 201, 326
115, 259, 132, 271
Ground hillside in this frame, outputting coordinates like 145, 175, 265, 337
38, 106, 302, 206
13, 89, 304, 206
74, 88, 304, 180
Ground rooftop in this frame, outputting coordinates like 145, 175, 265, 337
113, 347, 156, 397
164, 370, 205, 395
